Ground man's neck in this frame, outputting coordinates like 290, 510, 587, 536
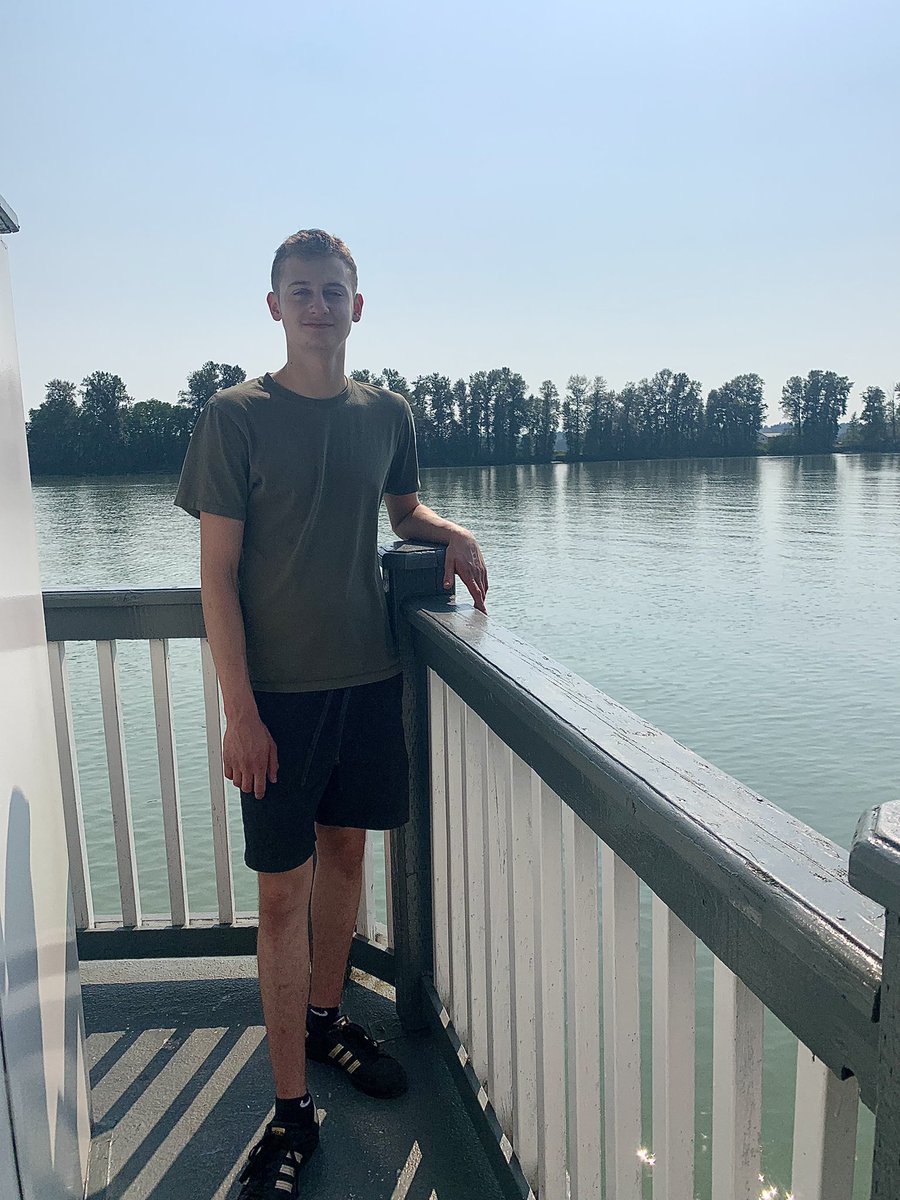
272, 353, 347, 400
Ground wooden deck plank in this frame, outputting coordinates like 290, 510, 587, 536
82, 959, 508, 1200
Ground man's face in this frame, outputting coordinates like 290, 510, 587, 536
267, 255, 363, 351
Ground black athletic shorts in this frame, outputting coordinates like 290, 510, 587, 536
239, 672, 409, 873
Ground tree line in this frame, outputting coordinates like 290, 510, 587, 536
25, 362, 899, 476
26, 363, 246, 474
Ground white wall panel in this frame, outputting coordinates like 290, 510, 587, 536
0, 229, 91, 1200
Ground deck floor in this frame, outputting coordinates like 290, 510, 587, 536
81, 957, 506, 1200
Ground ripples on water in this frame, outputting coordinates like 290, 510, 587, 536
32, 453, 899, 1198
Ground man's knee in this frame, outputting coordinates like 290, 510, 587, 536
258, 860, 312, 924
314, 825, 367, 879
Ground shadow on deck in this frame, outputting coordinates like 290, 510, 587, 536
81, 958, 506, 1200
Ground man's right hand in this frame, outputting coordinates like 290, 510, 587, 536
223, 711, 279, 799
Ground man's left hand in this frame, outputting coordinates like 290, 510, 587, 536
443, 529, 489, 614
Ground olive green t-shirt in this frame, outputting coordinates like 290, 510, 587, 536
174, 374, 420, 691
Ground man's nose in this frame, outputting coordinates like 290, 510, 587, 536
307, 292, 329, 315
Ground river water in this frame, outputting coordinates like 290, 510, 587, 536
32, 452, 900, 1197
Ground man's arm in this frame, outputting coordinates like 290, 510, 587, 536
384, 492, 489, 614
200, 511, 277, 798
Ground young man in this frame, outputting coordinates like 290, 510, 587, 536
174, 229, 488, 1198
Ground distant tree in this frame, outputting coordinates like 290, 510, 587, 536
448, 378, 470, 463
780, 370, 852, 453
842, 412, 865, 450
781, 376, 805, 447
616, 383, 643, 458
530, 380, 560, 462
380, 368, 410, 397
562, 375, 589, 459
662, 370, 703, 456
122, 400, 194, 472
410, 374, 451, 464
583, 376, 617, 459
811, 370, 852, 452
179, 362, 246, 420
705, 374, 765, 456
350, 368, 381, 385
781, 370, 852, 453
627, 369, 703, 458
80, 371, 132, 471
27, 379, 81, 474
858, 386, 889, 449
467, 371, 494, 463
492, 368, 528, 463
890, 385, 899, 447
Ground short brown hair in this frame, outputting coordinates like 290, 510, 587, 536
270, 229, 358, 295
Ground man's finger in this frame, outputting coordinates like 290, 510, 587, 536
443, 558, 455, 590
268, 743, 278, 784
465, 577, 487, 614
254, 770, 266, 801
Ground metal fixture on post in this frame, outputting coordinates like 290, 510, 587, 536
381, 542, 452, 1030
849, 800, 900, 1198
0, 194, 20, 234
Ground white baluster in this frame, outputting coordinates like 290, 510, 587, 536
149, 638, 188, 926
509, 754, 539, 1188
47, 640, 94, 928
652, 892, 695, 1200
428, 671, 451, 1003
383, 830, 394, 950
445, 686, 470, 1043
96, 639, 140, 927
712, 958, 763, 1200
563, 807, 602, 1198
601, 844, 641, 1200
356, 830, 377, 941
200, 639, 234, 924
535, 780, 566, 1200
791, 1045, 859, 1200
486, 726, 513, 1138
463, 708, 489, 1084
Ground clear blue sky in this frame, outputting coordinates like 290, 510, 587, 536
4, 0, 898, 422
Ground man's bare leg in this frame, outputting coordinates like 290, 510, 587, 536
309, 825, 367, 1008
257, 859, 314, 1098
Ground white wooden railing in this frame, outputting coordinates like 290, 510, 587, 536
407, 593, 888, 1200
43, 592, 392, 957
430, 676, 868, 1199
42, 562, 900, 1200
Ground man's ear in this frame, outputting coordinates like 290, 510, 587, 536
352, 293, 364, 323
267, 291, 282, 322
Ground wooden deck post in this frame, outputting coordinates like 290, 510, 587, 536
849, 800, 900, 1199
381, 543, 451, 1030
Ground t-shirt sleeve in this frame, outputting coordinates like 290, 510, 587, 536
384, 399, 421, 495
173, 400, 250, 520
